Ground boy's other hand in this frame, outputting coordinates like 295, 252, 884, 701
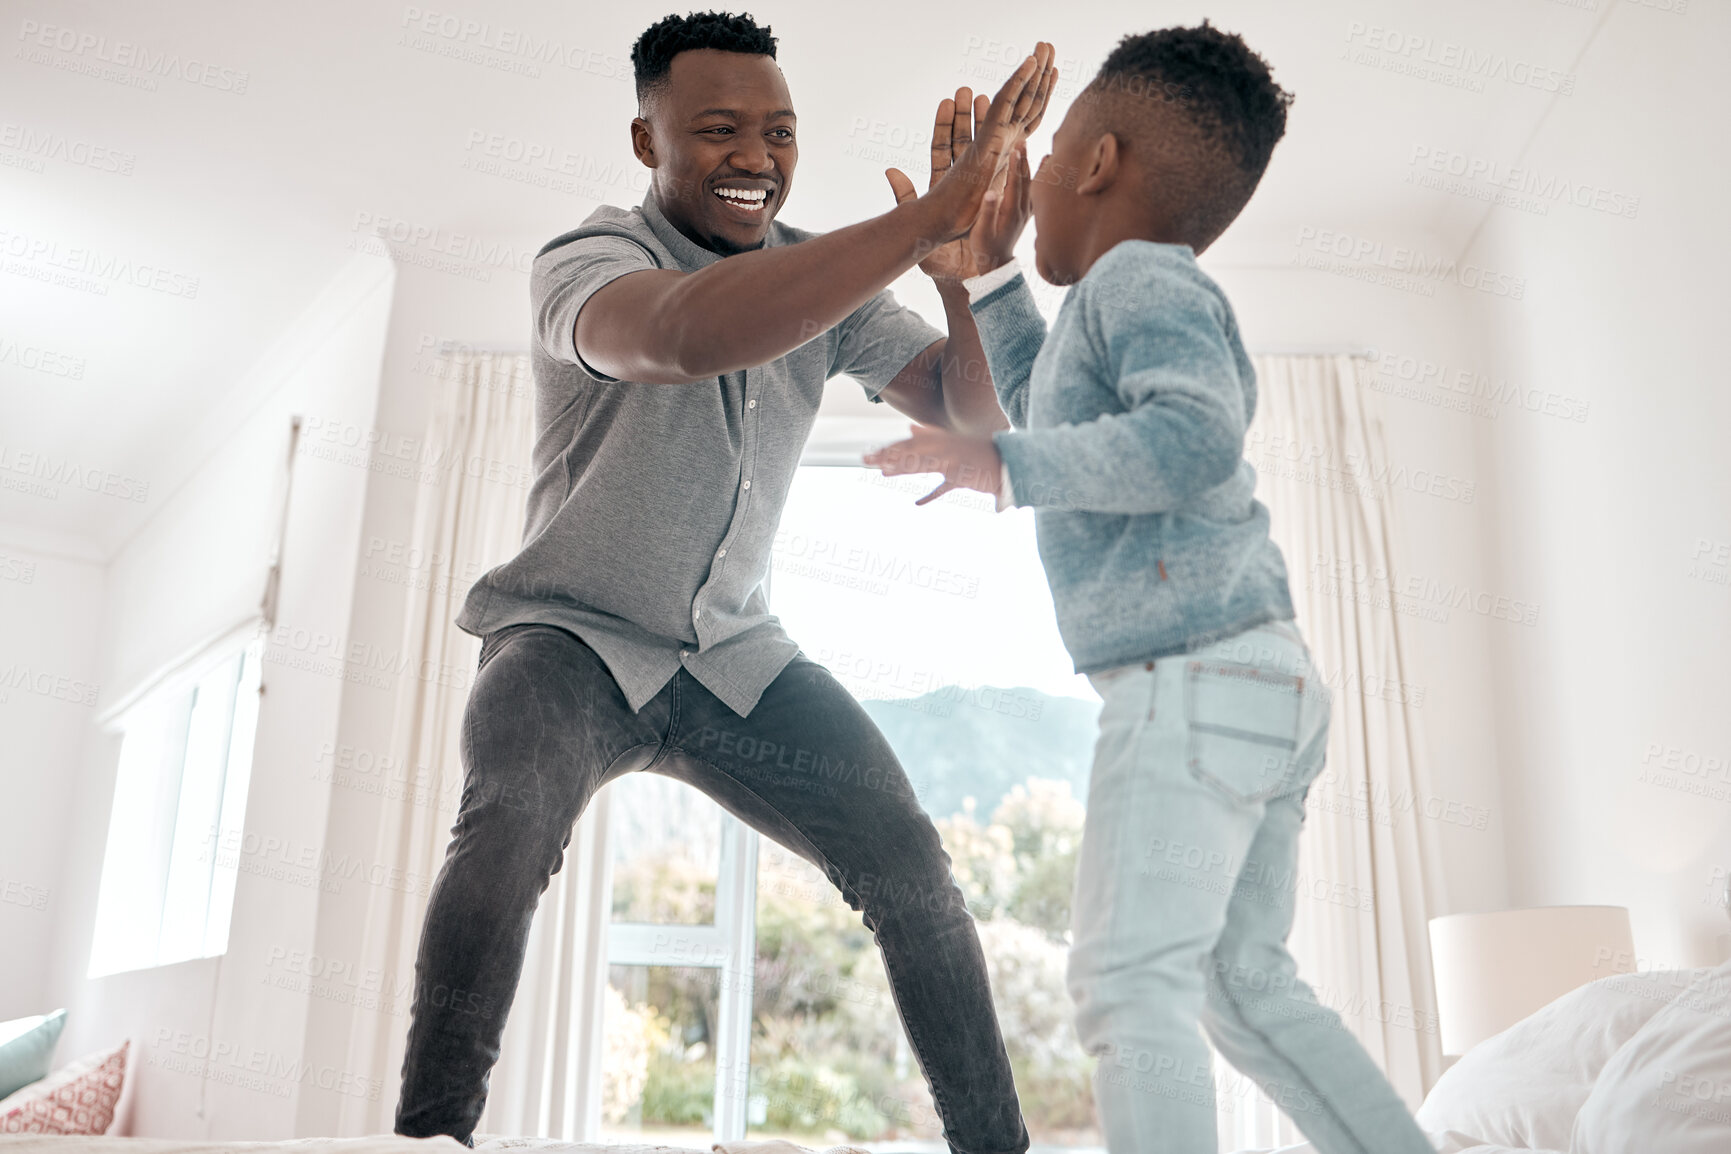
886, 42, 1057, 246
863, 424, 1005, 506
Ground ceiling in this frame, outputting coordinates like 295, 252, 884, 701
0, 0, 1613, 555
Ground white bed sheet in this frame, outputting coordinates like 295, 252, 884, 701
1231, 1132, 1563, 1154
0, 1139, 706, 1154
0, 1136, 1560, 1154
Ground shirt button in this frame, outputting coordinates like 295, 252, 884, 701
693, 609, 701, 619
716, 548, 727, 558
680, 649, 691, 658
741, 480, 751, 490
747, 399, 757, 410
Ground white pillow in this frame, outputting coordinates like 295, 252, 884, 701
1415, 968, 1701, 1149
1572, 959, 1731, 1153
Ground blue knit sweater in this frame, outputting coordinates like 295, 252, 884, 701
976, 240, 1296, 673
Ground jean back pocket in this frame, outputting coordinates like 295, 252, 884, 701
1184, 661, 1307, 804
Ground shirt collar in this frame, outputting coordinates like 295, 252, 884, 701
640, 187, 784, 272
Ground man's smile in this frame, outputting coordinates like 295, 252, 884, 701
713, 180, 776, 217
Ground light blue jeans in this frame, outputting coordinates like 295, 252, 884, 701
1067, 620, 1434, 1154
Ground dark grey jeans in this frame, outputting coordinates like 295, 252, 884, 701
394, 622, 1029, 1153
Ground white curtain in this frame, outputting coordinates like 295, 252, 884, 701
1222, 354, 1448, 1148
336, 351, 608, 1137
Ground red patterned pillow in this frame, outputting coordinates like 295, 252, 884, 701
0, 1039, 128, 1134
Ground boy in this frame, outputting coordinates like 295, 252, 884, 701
866, 23, 1435, 1154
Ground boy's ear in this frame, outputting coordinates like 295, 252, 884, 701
1074, 131, 1120, 196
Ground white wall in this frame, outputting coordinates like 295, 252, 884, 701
1463, 3, 1731, 969
292, 250, 532, 1138
0, 530, 105, 1020
41, 248, 396, 1137
1214, 256, 1511, 924
12, 196, 559, 1144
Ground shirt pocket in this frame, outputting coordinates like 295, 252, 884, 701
1184, 660, 1306, 804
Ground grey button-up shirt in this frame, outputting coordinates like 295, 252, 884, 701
456, 192, 944, 716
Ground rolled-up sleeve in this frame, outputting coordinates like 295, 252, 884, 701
534, 234, 660, 383
828, 286, 945, 401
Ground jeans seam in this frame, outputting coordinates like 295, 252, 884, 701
1206, 971, 1373, 1154
642, 672, 682, 773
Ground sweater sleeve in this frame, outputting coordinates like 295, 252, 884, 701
992, 249, 1246, 514
967, 268, 1047, 429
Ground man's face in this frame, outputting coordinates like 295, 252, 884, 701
632, 48, 797, 255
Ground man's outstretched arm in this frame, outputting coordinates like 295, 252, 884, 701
875, 283, 1009, 437
573, 46, 1056, 386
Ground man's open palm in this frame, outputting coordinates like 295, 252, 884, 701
885, 41, 1058, 268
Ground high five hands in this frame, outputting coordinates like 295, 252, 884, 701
867, 44, 1057, 504
885, 43, 1057, 284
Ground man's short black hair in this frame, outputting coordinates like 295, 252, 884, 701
632, 10, 778, 111
1083, 21, 1294, 249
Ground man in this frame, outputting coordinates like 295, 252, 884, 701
393, 11, 1057, 1153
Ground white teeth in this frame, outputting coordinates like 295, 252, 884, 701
715, 187, 768, 207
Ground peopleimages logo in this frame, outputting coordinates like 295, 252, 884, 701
0, 336, 85, 379
15, 20, 250, 93
350, 212, 534, 276
397, 6, 631, 79
0, 228, 200, 299
1342, 21, 1576, 95
1293, 227, 1526, 300
0, 121, 135, 174
0, 443, 149, 503
1363, 349, 1591, 424
1408, 145, 1640, 219
0, 663, 99, 706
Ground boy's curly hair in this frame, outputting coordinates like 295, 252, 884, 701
1084, 21, 1294, 249
632, 11, 778, 111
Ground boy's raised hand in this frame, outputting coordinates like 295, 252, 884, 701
971, 138, 1035, 276
885, 42, 1058, 258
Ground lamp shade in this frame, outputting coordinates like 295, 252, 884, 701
1428, 905, 1634, 1056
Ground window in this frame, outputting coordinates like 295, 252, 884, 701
745, 464, 1102, 1150
598, 774, 757, 1145
87, 638, 264, 977
586, 462, 1104, 1148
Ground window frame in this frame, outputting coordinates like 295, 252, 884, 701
87, 631, 264, 979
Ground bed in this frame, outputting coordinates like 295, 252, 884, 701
5, 958, 1730, 1153
1246, 956, 1731, 1153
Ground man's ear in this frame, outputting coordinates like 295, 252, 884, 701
1074, 132, 1120, 197
630, 116, 658, 167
